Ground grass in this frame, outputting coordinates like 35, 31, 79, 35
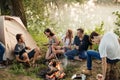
3, 57, 120, 80
6, 57, 87, 80
3, 30, 120, 80
7, 58, 47, 80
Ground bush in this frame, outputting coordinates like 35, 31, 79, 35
113, 11, 120, 37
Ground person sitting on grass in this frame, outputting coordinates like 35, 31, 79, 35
52, 29, 73, 55
65, 28, 92, 61
14, 34, 41, 65
0, 42, 5, 63
82, 31, 120, 80
0, 42, 6, 68
44, 28, 60, 60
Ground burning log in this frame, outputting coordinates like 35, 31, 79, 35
46, 59, 65, 80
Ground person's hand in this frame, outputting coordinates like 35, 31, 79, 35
75, 46, 79, 50
62, 46, 66, 48
26, 46, 31, 50
96, 74, 104, 80
23, 59, 29, 62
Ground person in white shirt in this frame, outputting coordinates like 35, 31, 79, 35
82, 31, 120, 80
61, 29, 73, 51
52, 29, 73, 54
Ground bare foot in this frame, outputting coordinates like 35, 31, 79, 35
74, 56, 82, 61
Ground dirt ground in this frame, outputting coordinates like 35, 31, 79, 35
0, 69, 34, 80
65, 59, 102, 80
0, 59, 120, 80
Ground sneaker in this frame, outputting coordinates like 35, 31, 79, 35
82, 69, 92, 76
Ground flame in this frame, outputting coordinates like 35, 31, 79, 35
56, 62, 63, 71
48, 61, 65, 79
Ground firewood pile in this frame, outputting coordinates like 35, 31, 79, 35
37, 59, 65, 80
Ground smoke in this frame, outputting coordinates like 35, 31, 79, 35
59, 55, 68, 68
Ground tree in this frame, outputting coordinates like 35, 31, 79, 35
94, 21, 104, 35
113, 11, 120, 37
0, 0, 27, 27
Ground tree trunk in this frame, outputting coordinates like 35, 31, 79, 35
0, 0, 11, 15
0, 0, 27, 27
11, 0, 27, 27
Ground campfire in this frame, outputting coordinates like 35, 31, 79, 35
46, 59, 65, 80
38, 59, 65, 80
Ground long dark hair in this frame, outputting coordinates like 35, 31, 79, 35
44, 28, 55, 36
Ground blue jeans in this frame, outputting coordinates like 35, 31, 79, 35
0, 42, 5, 62
87, 50, 120, 70
65, 49, 87, 60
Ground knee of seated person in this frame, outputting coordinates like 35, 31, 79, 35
23, 53, 28, 58
45, 56, 49, 60
51, 45, 56, 48
34, 47, 39, 52
87, 50, 92, 55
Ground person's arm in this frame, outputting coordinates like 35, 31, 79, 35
24, 42, 31, 50
68, 37, 74, 49
67, 45, 72, 49
74, 45, 79, 50
25, 46, 31, 50
102, 57, 107, 80
53, 36, 60, 45
73, 36, 77, 45
118, 38, 120, 44
73, 36, 79, 49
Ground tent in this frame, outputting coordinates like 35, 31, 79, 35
0, 16, 37, 60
